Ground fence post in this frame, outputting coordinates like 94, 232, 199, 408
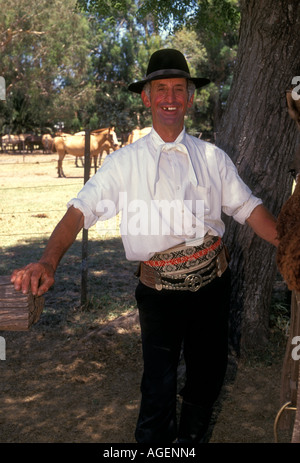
81, 128, 90, 306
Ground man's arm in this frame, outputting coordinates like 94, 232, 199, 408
11, 206, 84, 296
246, 204, 279, 247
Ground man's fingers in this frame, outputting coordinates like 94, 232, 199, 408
10, 263, 54, 296
28, 268, 42, 295
36, 272, 55, 296
10, 268, 27, 291
10, 268, 21, 282
23, 266, 42, 294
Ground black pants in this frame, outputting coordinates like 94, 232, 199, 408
134, 268, 231, 443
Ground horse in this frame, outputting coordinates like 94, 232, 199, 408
53, 128, 119, 177
42, 134, 54, 153
1, 134, 27, 152
98, 139, 120, 166
25, 134, 44, 152
125, 126, 152, 145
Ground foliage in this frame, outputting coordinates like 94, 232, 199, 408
76, 0, 240, 135
0, 0, 240, 137
137, 0, 198, 34
136, 0, 240, 40
81, 8, 159, 134
0, 0, 93, 132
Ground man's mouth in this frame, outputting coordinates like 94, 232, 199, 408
162, 106, 177, 111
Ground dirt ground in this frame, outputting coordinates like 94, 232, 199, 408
0, 152, 296, 444
0, 294, 292, 444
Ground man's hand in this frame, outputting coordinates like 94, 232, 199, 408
11, 262, 55, 296
10, 206, 84, 297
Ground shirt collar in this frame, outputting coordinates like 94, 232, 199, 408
150, 127, 198, 189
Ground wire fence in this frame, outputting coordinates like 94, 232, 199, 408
0, 174, 83, 240
0, 153, 86, 167
0, 155, 121, 243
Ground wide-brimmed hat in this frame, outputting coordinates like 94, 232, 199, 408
128, 48, 210, 94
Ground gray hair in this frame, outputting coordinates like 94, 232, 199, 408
143, 80, 196, 101
187, 81, 196, 100
143, 82, 151, 99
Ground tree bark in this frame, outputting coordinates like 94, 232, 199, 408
215, 0, 300, 353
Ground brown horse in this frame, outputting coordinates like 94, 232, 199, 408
98, 139, 121, 166
53, 128, 119, 177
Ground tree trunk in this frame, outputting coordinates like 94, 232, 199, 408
215, 0, 300, 354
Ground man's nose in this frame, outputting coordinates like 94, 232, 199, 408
165, 87, 176, 102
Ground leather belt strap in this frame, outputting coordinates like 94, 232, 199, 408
139, 245, 229, 292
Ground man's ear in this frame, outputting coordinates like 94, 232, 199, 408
141, 90, 151, 108
187, 94, 194, 109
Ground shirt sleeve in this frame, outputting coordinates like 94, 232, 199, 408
218, 148, 263, 224
67, 154, 124, 229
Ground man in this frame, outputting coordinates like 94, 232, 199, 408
11, 49, 279, 443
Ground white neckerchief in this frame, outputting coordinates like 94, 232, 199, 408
150, 128, 198, 191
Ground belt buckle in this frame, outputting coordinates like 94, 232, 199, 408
184, 273, 203, 292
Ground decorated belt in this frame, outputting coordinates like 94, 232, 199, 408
139, 236, 229, 292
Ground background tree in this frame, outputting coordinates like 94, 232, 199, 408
82, 5, 165, 138
1, 0, 228, 139
0, 0, 93, 133
216, 0, 299, 353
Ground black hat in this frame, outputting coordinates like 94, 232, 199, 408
128, 48, 210, 94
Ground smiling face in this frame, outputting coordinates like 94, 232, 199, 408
141, 78, 194, 142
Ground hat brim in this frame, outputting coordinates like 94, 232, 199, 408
128, 75, 210, 94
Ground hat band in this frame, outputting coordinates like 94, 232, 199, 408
146, 69, 191, 81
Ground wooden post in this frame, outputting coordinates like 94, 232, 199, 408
0, 275, 44, 330
81, 129, 90, 306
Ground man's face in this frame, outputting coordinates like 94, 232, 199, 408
141, 78, 194, 140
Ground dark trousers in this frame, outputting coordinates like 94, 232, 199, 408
134, 268, 231, 443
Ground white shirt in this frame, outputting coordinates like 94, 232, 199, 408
68, 128, 262, 261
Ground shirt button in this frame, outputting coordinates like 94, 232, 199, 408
176, 185, 181, 190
